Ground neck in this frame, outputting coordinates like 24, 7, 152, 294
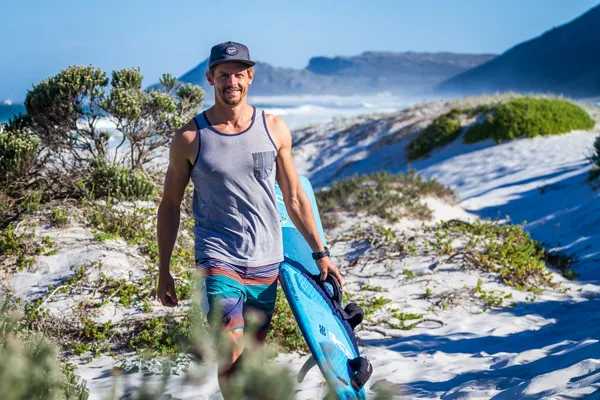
208, 98, 253, 125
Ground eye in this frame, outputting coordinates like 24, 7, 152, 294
236, 74, 244, 78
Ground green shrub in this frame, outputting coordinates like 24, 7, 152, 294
360, 296, 392, 318
464, 98, 595, 144
86, 201, 155, 245
130, 316, 191, 356
50, 208, 69, 227
406, 109, 462, 160
0, 223, 42, 272
431, 219, 556, 290
473, 279, 512, 309
462, 103, 498, 117
25, 66, 203, 170
0, 128, 39, 190
543, 250, 579, 280
387, 311, 423, 330
316, 170, 454, 223
78, 160, 156, 200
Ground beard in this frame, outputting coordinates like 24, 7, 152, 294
220, 85, 246, 105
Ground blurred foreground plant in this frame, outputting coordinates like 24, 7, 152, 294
100, 277, 394, 399
0, 296, 89, 400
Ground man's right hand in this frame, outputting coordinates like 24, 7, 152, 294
158, 271, 179, 307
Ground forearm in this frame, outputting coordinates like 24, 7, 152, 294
157, 202, 181, 275
285, 189, 326, 253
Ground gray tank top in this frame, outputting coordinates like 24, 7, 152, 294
190, 107, 283, 266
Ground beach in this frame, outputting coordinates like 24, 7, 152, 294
5, 96, 600, 398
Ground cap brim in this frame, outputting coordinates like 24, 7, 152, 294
208, 59, 256, 68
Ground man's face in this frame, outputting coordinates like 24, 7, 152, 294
206, 62, 254, 106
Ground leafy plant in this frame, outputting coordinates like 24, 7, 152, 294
77, 159, 156, 200
0, 125, 39, 193
316, 170, 454, 224
463, 97, 595, 143
387, 312, 423, 330
360, 296, 392, 317
473, 279, 512, 309
360, 284, 384, 292
24, 66, 203, 171
86, 201, 154, 242
404, 97, 595, 160
0, 223, 41, 271
130, 315, 193, 357
407, 108, 463, 160
430, 219, 557, 290
50, 208, 69, 227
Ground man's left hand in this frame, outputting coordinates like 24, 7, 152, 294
317, 257, 344, 289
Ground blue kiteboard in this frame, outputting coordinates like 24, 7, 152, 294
275, 176, 368, 400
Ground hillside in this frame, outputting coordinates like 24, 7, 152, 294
174, 51, 495, 96
437, 4, 600, 97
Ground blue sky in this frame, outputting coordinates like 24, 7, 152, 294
1, 0, 599, 101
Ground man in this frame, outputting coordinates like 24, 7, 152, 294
156, 41, 343, 393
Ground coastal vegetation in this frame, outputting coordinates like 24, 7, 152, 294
315, 169, 455, 228
407, 96, 595, 160
463, 97, 595, 143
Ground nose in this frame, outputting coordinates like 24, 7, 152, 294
226, 74, 237, 86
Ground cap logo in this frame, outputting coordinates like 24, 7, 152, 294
225, 46, 238, 56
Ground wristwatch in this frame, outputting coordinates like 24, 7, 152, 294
312, 247, 330, 261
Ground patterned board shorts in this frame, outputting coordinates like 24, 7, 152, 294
196, 258, 280, 340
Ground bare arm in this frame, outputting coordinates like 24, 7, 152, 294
157, 120, 197, 306
269, 115, 344, 287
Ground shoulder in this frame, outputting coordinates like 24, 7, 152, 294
264, 112, 291, 148
170, 118, 199, 164
174, 119, 198, 145
264, 113, 288, 132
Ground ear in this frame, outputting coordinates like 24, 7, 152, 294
205, 70, 215, 87
247, 69, 254, 86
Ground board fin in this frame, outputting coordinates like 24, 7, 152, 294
297, 355, 317, 383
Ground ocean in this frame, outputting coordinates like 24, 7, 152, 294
247, 93, 421, 130
0, 93, 422, 131
0, 103, 26, 124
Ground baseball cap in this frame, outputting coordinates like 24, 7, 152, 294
209, 41, 256, 69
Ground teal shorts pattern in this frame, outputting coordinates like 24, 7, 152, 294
196, 258, 280, 339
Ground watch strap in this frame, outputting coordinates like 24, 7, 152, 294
312, 247, 330, 260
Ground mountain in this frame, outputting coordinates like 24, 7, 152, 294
171, 52, 495, 96
436, 4, 600, 97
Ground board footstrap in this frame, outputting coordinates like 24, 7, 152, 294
317, 274, 365, 330
349, 356, 373, 391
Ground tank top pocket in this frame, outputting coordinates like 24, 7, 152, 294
252, 151, 276, 179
